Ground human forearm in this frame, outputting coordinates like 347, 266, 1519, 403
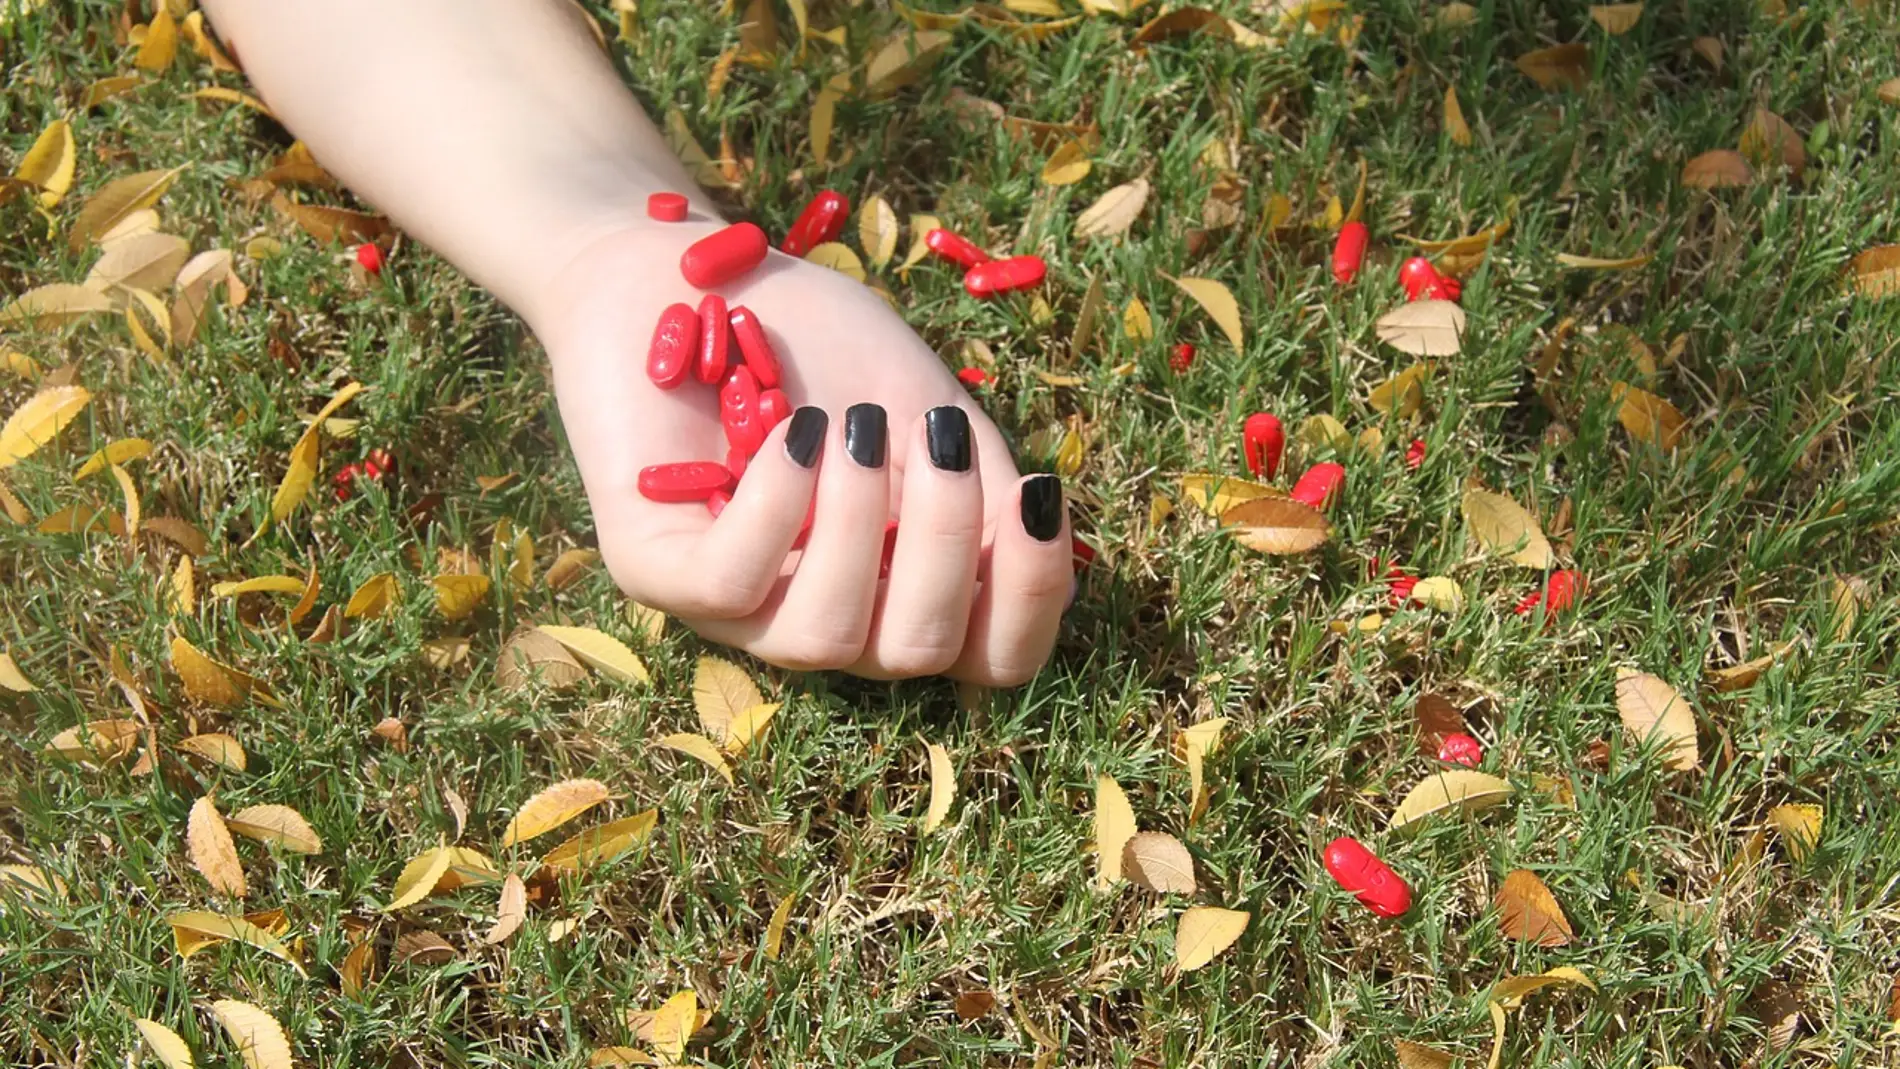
201, 0, 702, 322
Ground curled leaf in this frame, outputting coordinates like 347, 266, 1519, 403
0, 386, 91, 467
1167, 274, 1244, 351
1390, 770, 1513, 829
539, 810, 659, 873
1682, 149, 1752, 189
923, 743, 956, 834
659, 733, 734, 784
1093, 774, 1137, 888
537, 625, 650, 685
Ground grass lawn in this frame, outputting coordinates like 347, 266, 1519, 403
5, 0, 1900, 1064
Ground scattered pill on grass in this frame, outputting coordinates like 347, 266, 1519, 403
956, 367, 991, 388
781, 190, 850, 257
964, 255, 1047, 298
646, 302, 698, 389
1405, 437, 1427, 470
1331, 221, 1368, 284
1437, 732, 1483, 767
354, 243, 384, 276
1516, 569, 1585, 617
1290, 462, 1345, 509
1169, 342, 1196, 371
924, 228, 990, 269
1322, 836, 1412, 918
1243, 413, 1284, 479
681, 222, 769, 288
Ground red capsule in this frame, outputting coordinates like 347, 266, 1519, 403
924, 228, 991, 269
1290, 462, 1345, 510
956, 366, 991, 388
1243, 412, 1284, 480
696, 294, 731, 384
680, 222, 769, 288
354, 243, 384, 276
1323, 836, 1412, 918
646, 302, 699, 390
757, 388, 790, 432
964, 255, 1047, 298
637, 461, 735, 503
726, 446, 748, 481
333, 462, 365, 501
1516, 569, 1585, 618
1424, 276, 1462, 302
1372, 558, 1417, 605
719, 365, 764, 455
705, 489, 732, 517
1071, 536, 1096, 572
879, 519, 899, 579
1331, 221, 1369, 285
646, 191, 689, 222
1170, 342, 1196, 372
1405, 437, 1427, 470
1438, 732, 1483, 767
781, 190, 850, 257
362, 448, 394, 479
728, 305, 782, 389
1398, 257, 1441, 301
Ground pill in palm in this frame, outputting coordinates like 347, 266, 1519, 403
646, 191, 689, 222
925, 228, 991, 269
680, 222, 768, 288
646, 302, 698, 389
781, 190, 850, 257
963, 255, 1047, 298
705, 489, 732, 517
696, 293, 730, 384
729, 305, 782, 389
1322, 836, 1412, 918
757, 388, 790, 432
719, 364, 764, 454
638, 461, 735, 503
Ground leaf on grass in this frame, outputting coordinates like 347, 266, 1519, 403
226, 804, 323, 854
1178, 718, 1229, 822
1740, 107, 1805, 177
1444, 84, 1472, 146
588, 1049, 656, 1068
1708, 640, 1795, 692
1514, 42, 1589, 90
1848, 245, 1900, 298
538, 810, 659, 872
1123, 297, 1154, 341
537, 625, 650, 684
544, 547, 599, 590
386, 844, 456, 911
189, 87, 274, 117
1614, 668, 1698, 771
84, 232, 190, 296
923, 743, 956, 834
170, 635, 256, 708
0, 386, 90, 468
431, 574, 490, 620
898, 213, 943, 273
69, 167, 185, 251
502, 779, 613, 847
13, 119, 76, 209
1167, 275, 1244, 351
1393, 1040, 1457, 1069
1492, 965, 1595, 1007
338, 938, 375, 998
344, 572, 397, 618
1588, 3, 1642, 33
273, 195, 390, 246
1074, 179, 1150, 239
1681, 149, 1752, 189
1390, 770, 1513, 829
264, 380, 363, 532
1410, 576, 1465, 614
132, 1019, 195, 1069
168, 911, 301, 970
864, 29, 952, 96
1375, 300, 1466, 356
1461, 489, 1554, 568
1123, 831, 1196, 893
1093, 774, 1137, 888
724, 702, 779, 756
1181, 473, 1283, 516
1174, 906, 1248, 971
1041, 140, 1092, 186
806, 242, 866, 281
496, 626, 587, 690
177, 732, 246, 772
647, 990, 699, 1063
134, 7, 178, 70
1612, 381, 1687, 449
1766, 803, 1822, 861
1496, 869, 1573, 946
0, 651, 35, 692
208, 999, 292, 1069
659, 733, 734, 784
0, 284, 117, 328
1221, 497, 1330, 554
1132, 6, 1233, 44
74, 438, 152, 479
859, 196, 899, 268
188, 796, 247, 898
481, 872, 528, 945
210, 575, 306, 599
172, 248, 248, 345
44, 719, 140, 763
764, 891, 795, 960
1369, 362, 1434, 418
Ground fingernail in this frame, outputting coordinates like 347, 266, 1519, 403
784, 407, 827, 469
844, 403, 887, 468
1020, 474, 1064, 542
925, 406, 971, 472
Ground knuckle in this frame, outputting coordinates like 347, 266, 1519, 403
876, 624, 963, 678
777, 634, 864, 671
683, 568, 768, 619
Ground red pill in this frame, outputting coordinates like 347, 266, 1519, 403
956, 367, 991, 388
1398, 257, 1441, 301
1405, 437, 1427, 470
879, 519, 899, 579
1372, 558, 1417, 605
964, 255, 1047, 298
728, 305, 782, 389
705, 489, 732, 517
1072, 536, 1096, 572
1242, 412, 1285, 480
696, 294, 731, 384
726, 446, 748, 481
646, 302, 698, 390
680, 222, 769, 288
1170, 342, 1196, 372
638, 461, 735, 503
1331, 221, 1369, 285
1423, 276, 1462, 302
1323, 836, 1412, 918
646, 192, 689, 222
757, 388, 790, 432
1290, 462, 1345, 509
333, 461, 365, 501
781, 190, 850, 257
354, 243, 384, 276
1438, 732, 1483, 767
1516, 569, 1585, 618
362, 447, 394, 479
925, 228, 991, 270
719, 365, 764, 455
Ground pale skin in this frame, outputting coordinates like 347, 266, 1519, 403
202, 0, 1071, 684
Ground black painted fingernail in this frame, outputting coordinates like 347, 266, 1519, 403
1021, 474, 1064, 542
844, 403, 887, 468
784, 407, 827, 469
925, 406, 971, 472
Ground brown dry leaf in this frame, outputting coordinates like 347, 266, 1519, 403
1390, 770, 1513, 830
1074, 179, 1150, 239
44, 719, 140, 763
226, 804, 323, 854
865, 29, 952, 96
1848, 245, 1900, 298
1123, 831, 1197, 893
1369, 362, 1434, 418
1041, 139, 1092, 186
1740, 108, 1805, 177
538, 810, 658, 872
421, 636, 471, 670
1221, 497, 1330, 555
188, 87, 274, 117
544, 547, 599, 590
1180, 473, 1283, 516
208, 999, 292, 1069
1132, 6, 1233, 45
171, 248, 248, 345
659, 732, 735, 784
1394, 1040, 1458, 1069
258, 142, 336, 191
167, 911, 303, 971
274, 195, 390, 246
859, 196, 899, 268
1588, 3, 1643, 33
537, 625, 650, 684
482, 872, 528, 945
1515, 42, 1590, 90
0, 651, 36, 693
764, 891, 796, 960
69, 167, 186, 251
1682, 149, 1752, 188
502, 778, 613, 847
1174, 906, 1248, 971
432, 574, 490, 620
1766, 803, 1822, 861
0, 283, 118, 328
1461, 488, 1554, 568
177, 732, 247, 771
497, 626, 587, 690
0, 386, 90, 469
1123, 297, 1154, 341
1168, 275, 1244, 351
1415, 693, 1465, 755
1375, 300, 1466, 356
395, 929, 455, 965
1614, 668, 1698, 771
1612, 381, 1688, 449
338, 937, 376, 998
1708, 640, 1796, 691
1879, 78, 1900, 107
1496, 869, 1574, 946
923, 743, 956, 834
1444, 84, 1472, 146
805, 241, 866, 281
1093, 774, 1137, 888
12, 118, 76, 209
187, 796, 248, 898
954, 990, 997, 1020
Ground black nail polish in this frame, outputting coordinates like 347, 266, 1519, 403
1020, 474, 1064, 542
843, 404, 887, 468
784, 407, 827, 469
925, 406, 971, 472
